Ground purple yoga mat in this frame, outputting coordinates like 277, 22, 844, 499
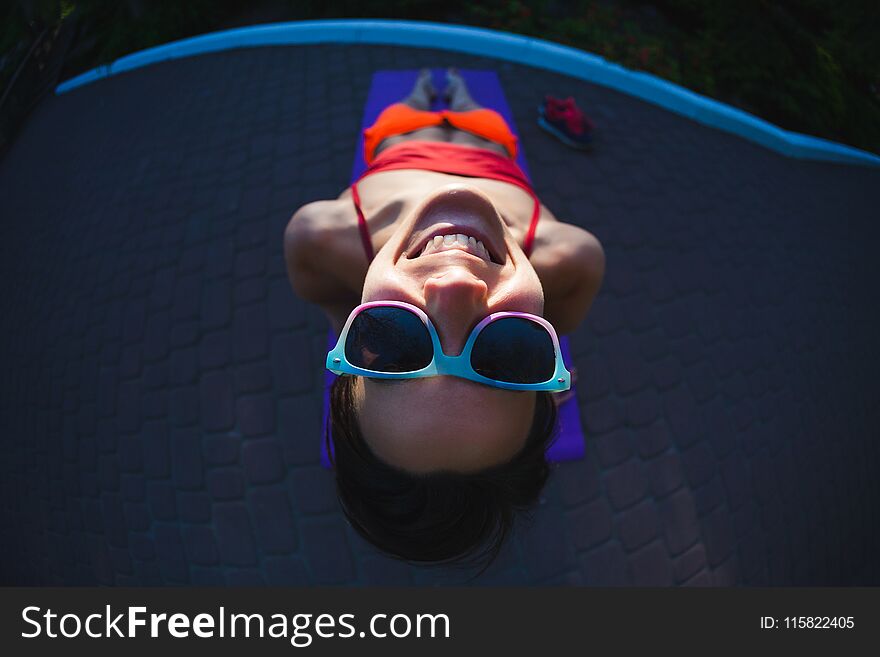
321, 69, 585, 467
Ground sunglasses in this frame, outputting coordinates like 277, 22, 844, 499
326, 300, 570, 391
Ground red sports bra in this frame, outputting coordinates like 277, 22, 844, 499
350, 141, 541, 262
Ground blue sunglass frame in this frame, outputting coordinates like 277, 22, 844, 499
326, 300, 571, 392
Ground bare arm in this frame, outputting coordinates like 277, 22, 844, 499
283, 200, 362, 334
532, 224, 605, 335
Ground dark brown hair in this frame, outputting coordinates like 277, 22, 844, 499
326, 375, 559, 567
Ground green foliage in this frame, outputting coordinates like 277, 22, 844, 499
6, 0, 878, 153
1, 0, 66, 97
0, 6, 29, 58
622, 0, 880, 150
470, 0, 880, 152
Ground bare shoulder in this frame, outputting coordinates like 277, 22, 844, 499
283, 198, 362, 311
530, 221, 605, 335
532, 221, 605, 277
284, 198, 350, 252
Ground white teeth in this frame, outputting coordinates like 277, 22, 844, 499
416, 232, 493, 262
421, 235, 443, 256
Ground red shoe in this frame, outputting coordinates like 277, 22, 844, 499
538, 95, 595, 149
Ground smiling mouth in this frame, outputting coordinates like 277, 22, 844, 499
402, 187, 507, 265
408, 230, 499, 264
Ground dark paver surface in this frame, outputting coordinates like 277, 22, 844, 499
1, 44, 878, 585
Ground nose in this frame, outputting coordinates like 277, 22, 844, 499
423, 270, 489, 355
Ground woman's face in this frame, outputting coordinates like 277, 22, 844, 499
357, 183, 545, 474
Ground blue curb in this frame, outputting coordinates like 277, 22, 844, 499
54, 19, 880, 168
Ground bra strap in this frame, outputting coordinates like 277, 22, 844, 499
522, 193, 541, 258
351, 182, 375, 262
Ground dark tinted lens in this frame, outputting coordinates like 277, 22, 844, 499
344, 307, 433, 373
471, 317, 556, 384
